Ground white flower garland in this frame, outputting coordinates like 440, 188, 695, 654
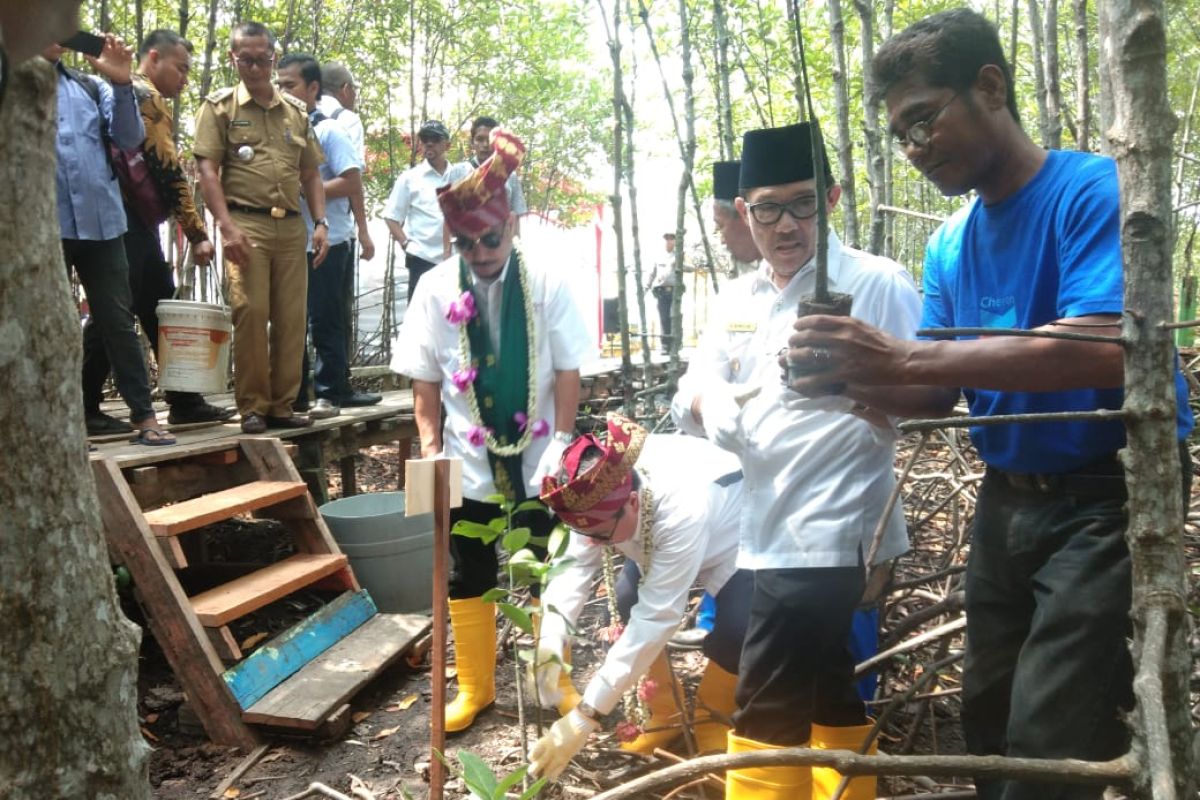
600, 474, 656, 727
457, 248, 539, 457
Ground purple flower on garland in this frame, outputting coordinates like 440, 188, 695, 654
467, 425, 489, 447
530, 419, 550, 438
451, 366, 478, 393
445, 291, 477, 325
514, 411, 528, 432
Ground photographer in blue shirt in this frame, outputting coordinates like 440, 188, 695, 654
43, 34, 175, 446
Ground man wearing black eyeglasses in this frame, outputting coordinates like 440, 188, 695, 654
788, 10, 1194, 800
194, 21, 327, 434
390, 129, 590, 735
673, 121, 920, 800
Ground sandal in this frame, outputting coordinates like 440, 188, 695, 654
129, 427, 177, 446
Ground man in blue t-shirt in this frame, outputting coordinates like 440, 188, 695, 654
277, 54, 380, 418
787, 9, 1192, 800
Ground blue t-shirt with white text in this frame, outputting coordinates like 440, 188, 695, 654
921, 149, 1193, 473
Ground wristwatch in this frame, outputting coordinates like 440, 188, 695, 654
552, 430, 577, 445
575, 701, 601, 722
313, 217, 329, 229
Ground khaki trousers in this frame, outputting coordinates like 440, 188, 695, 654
225, 212, 308, 417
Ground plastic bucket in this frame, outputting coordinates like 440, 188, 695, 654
319, 492, 434, 614
156, 300, 233, 393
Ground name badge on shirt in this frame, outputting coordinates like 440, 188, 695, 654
230, 119, 252, 127
727, 320, 757, 333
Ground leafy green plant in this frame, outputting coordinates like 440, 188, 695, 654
450, 493, 575, 796
435, 749, 547, 800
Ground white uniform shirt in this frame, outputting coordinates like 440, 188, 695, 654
316, 94, 364, 163
540, 435, 742, 714
383, 159, 471, 263
390, 252, 593, 499
674, 232, 921, 570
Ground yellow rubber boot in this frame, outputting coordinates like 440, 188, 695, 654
810, 721, 877, 800
445, 597, 497, 733
620, 652, 683, 754
725, 731, 812, 800
693, 660, 738, 753
556, 646, 583, 716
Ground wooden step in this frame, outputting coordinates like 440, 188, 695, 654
242, 612, 430, 730
143, 480, 309, 537
190, 554, 349, 627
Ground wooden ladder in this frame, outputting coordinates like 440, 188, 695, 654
93, 437, 430, 748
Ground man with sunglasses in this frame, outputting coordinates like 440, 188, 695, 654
193, 21, 327, 434
672, 121, 919, 800
383, 119, 470, 301
391, 130, 590, 734
788, 10, 1193, 799
528, 417, 749, 780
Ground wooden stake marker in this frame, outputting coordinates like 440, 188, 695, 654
404, 456, 463, 800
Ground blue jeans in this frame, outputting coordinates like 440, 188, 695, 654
964, 448, 1188, 800
300, 242, 351, 401
67, 237, 155, 422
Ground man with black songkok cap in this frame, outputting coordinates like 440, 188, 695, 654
676, 122, 920, 800
711, 160, 761, 266
390, 129, 591, 734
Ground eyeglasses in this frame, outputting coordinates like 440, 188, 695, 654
579, 505, 625, 542
234, 54, 276, 70
892, 92, 959, 154
454, 230, 504, 252
745, 193, 820, 225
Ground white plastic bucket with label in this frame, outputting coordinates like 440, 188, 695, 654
156, 300, 233, 393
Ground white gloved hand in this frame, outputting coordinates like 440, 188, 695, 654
525, 637, 565, 709
530, 436, 569, 492
701, 384, 745, 454
528, 708, 600, 781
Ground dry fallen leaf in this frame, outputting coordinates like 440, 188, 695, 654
222, 788, 240, 799
394, 694, 419, 711
144, 713, 159, 724
240, 632, 269, 650
371, 726, 401, 741
352, 711, 372, 724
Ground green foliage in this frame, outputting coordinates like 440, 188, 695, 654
436, 750, 548, 800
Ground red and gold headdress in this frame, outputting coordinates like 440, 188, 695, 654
437, 128, 525, 237
540, 414, 648, 530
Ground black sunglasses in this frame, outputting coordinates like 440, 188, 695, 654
454, 230, 504, 252
578, 504, 625, 542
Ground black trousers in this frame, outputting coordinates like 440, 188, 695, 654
964, 446, 1190, 800
653, 287, 673, 342
67, 236, 155, 422
617, 561, 753, 675
299, 242, 352, 402
733, 566, 867, 745
406, 252, 437, 303
82, 214, 205, 410
448, 497, 557, 599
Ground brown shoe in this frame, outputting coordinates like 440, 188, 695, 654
265, 414, 313, 429
240, 412, 267, 434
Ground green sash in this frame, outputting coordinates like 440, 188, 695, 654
459, 251, 531, 500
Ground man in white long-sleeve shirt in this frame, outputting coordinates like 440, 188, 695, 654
674, 122, 920, 800
529, 416, 752, 781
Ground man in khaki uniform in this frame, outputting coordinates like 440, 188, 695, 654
193, 20, 328, 434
